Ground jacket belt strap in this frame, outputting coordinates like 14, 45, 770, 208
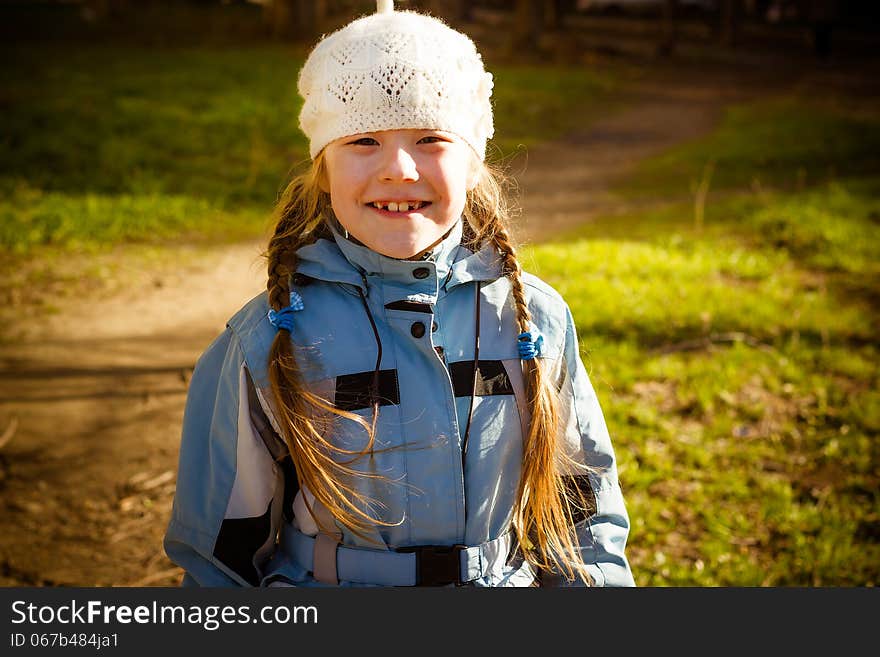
280, 523, 512, 586
312, 533, 341, 585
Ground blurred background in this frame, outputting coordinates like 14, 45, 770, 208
0, 0, 877, 586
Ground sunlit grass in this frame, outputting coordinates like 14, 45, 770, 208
2, 44, 308, 222
525, 120, 880, 585
1, 43, 622, 253
0, 180, 271, 254
3, 34, 878, 585
622, 97, 880, 197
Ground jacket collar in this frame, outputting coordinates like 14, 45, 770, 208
294, 217, 504, 293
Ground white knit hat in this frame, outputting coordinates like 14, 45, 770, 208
297, 0, 495, 161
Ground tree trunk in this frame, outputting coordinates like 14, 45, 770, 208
425, 0, 472, 23
264, 0, 319, 40
511, 0, 542, 52
808, 0, 838, 58
263, 0, 288, 39
720, 0, 741, 46
658, 0, 679, 56
81, 0, 129, 23
315, 0, 327, 26
543, 0, 562, 30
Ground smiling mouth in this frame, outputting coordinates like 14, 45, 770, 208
368, 201, 431, 213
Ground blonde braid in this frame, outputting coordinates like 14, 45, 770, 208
470, 176, 592, 584
265, 156, 395, 542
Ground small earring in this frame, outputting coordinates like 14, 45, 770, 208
343, 227, 349, 239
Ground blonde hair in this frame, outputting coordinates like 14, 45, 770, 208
265, 151, 593, 583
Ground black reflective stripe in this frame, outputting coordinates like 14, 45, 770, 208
564, 474, 597, 525
244, 367, 299, 526
449, 360, 514, 397
335, 369, 400, 411
244, 367, 288, 462
534, 475, 599, 587
280, 456, 299, 523
384, 300, 434, 313
213, 501, 273, 586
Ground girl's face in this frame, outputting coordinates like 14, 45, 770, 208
320, 129, 479, 260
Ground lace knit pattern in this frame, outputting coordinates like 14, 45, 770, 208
297, 10, 495, 160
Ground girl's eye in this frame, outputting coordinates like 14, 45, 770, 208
418, 135, 444, 144
351, 137, 378, 146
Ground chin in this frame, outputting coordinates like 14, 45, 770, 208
370, 235, 431, 260
381, 244, 421, 260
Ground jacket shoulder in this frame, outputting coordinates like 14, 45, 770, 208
227, 291, 270, 335
521, 271, 570, 328
521, 271, 566, 307
225, 292, 276, 390
517, 271, 572, 359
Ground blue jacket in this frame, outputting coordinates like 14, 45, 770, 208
164, 220, 635, 587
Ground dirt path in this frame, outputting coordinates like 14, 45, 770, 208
0, 59, 805, 586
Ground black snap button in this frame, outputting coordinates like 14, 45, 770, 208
413, 267, 430, 280
432, 321, 438, 332
411, 322, 426, 338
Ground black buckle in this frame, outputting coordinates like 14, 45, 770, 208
397, 544, 466, 586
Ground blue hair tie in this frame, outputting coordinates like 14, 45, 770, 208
267, 290, 304, 332
518, 332, 543, 360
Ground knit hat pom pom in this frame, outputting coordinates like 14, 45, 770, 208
376, 0, 393, 14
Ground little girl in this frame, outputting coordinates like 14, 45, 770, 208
164, 0, 635, 587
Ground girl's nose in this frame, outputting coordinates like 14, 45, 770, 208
379, 146, 419, 182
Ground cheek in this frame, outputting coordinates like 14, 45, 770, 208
324, 153, 362, 200
330, 177, 367, 215
435, 157, 473, 204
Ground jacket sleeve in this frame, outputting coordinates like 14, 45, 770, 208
550, 304, 636, 587
163, 328, 286, 587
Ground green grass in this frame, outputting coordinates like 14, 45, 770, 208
490, 66, 621, 155
524, 96, 880, 586
0, 180, 270, 253
1, 43, 622, 255
4, 35, 878, 585
622, 97, 880, 198
2, 43, 308, 248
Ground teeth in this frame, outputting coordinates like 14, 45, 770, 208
373, 201, 424, 211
